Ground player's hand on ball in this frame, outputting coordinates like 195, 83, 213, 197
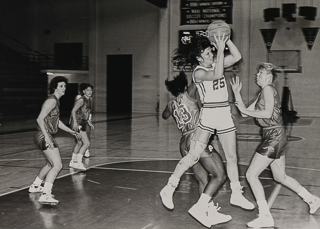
212, 32, 227, 51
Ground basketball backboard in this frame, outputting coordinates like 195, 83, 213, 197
267, 50, 302, 73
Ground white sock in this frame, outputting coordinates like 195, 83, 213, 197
72, 153, 78, 161
298, 187, 314, 202
197, 193, 211, 205
168, 174, 180, 189
33, 177, 43, 185
230, 181, 241, 192
257, 199, 270, 215
43, 182, 53, 194
77, 154, 84, 162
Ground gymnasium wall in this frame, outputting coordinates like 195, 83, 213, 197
40, 0, 159, 114
93, 0, 160, 114
1, 0, 319, 117
0, 1, 36, 54
0, 0, 160, 115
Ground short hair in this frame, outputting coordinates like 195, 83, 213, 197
172, 35, 212, 70
79, 83, 94, 95
165, 71, 188, 97
49, 76, 68, 94
257, 62, 278, 82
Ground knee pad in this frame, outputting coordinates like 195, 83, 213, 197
190, 139, 207, 157
179, 153, 199, 169
179, 140, 207, 168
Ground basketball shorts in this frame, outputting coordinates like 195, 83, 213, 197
198, 106, 236, 135
34, 131, 58, 151
78, 120, 88, 132
256, 126, 288, 159
71, 119, 88, 132
180, 132, 213, 158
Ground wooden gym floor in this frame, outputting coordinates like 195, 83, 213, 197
0, 112, 319, 229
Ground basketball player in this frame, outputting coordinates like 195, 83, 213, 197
160, 34, 254, 228
29, 76, 81, 205
75, 92, 91, 158
230, 63, 320, 227
69, 83, 94, 170
161, 71, 231, 226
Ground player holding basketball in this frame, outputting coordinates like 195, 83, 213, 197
161, 71, 231, 226
160, 31, 254, 227
69, 83, 94, 170
29, 76, 81, 205
230, 63, 320, 227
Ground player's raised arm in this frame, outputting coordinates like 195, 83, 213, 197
224, 39, 242, 68
194, 33, 227, 82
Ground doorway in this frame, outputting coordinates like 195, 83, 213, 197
106, 55, 132, 114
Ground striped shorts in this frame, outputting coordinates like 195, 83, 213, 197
33, 131, 58, 151
198, 106, 236, 135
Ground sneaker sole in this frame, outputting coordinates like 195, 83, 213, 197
188, 207, 211, 228
211, 216, 232, 226
159, 191, 174, 210
29, 190, 43, 193
77, 168, 87, 171
310, 206, 320, 214
247, 223, 275, 228
69, 165, 86, 171
230, 200, 255, 210
39, 201, 59, 206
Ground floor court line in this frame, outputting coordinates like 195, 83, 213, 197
0, 160, 284, 228
2, 156, 320, 173
0, 157, 292, 207
268, 183, 282, 208
94, 166, 195, 175
93, 165, 275, 180
0, 159, 172, 197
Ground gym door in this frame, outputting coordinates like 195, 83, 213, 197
106, 55, 132, 114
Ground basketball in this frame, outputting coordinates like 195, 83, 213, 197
207, 20, 231, 43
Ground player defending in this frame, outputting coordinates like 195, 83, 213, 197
29, 76, 81, 205
230, 63, 320, 227
69, 83, 94, 170
162, 71, 231, 227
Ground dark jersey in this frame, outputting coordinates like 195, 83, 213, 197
70, 95, 92, 126
169, 91, 199, 136
37, 95, 60, 134
255, 84, 283, 127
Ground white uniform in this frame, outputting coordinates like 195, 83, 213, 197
192, 64, 236, 135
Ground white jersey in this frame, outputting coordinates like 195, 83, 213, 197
192, 65, 229, 108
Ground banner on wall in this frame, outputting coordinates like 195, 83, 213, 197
180, 0, 233, 25
260, 29, 277, 51
301, 28, 319, 50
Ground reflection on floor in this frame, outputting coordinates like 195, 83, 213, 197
0, 112, 319, 229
